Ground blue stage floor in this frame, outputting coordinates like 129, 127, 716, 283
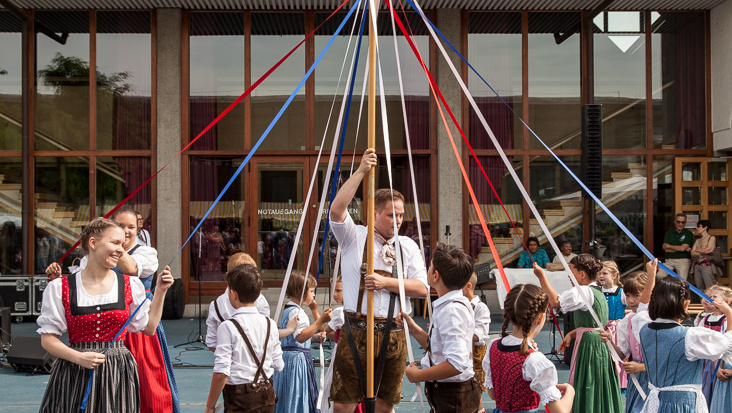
0, 314, 572, 412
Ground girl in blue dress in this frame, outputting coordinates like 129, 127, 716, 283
709, 286, 732, 413
599, 261, 627, 390
633, 260, 732, 413
273, 271, 332, 413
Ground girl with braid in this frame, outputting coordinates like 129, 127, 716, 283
534, 254, 623, 413
483, 284, 575, 413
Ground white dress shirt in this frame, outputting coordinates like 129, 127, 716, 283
213, 307, 283, 385
37, 272, 151, 336
329, 213, 428, 317
205, 289, 270, 348
419, 290, 474, 382
136, 229, 152, 247
75, 244, 159, 279
631, 303, 732, 364
284, 301, 311, 340
482, 335, 563, 407
552, 252, 577, 264
470, 296, 491, 345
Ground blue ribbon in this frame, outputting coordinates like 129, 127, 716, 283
316, 3, 368, 285
79, 2, 363, 409
403, 0, 712, 304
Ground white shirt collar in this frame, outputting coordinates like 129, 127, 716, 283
653, 318, 682, 325
470, 296, 481, 305
232, 306, 259, 316
432, 289, 465, 309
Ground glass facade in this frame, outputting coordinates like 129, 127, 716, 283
0, 6, 718, 293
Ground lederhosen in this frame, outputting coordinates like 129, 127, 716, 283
341, 241, 402, 404
424, 300, 482, 413
223, 318, 278, 413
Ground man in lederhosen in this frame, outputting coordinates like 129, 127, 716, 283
328, 148, 429, 413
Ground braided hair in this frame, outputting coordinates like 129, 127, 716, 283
502, 284, 550, 355
570, 253, 603, 281
80, 217, 124, 254
649, 276, 691, 321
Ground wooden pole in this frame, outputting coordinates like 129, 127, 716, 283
365, 0, 377, 408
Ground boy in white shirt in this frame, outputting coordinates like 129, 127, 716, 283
205, 264, 284, 413
206, 253, 271, 351
463, 272, 491, 395
399, 243, 482, 413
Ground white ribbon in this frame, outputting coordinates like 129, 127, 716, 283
639, 383, 706, 413
408, 0, 645, 400
371, 4, 425, 410
272, 0, 364, 323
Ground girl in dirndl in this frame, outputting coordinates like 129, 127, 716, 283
634, 260, 732, 413
273, 271, 332, 413
701, 286, 732, 409
36, 217, 173, 413
535, 254, 623, 413
598, 261, 628, 391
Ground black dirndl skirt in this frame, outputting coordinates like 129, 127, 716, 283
40, 340, 140, 413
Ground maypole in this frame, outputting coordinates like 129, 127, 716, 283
365, 0, 377, 410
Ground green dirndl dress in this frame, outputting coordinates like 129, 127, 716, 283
570, 287, 623, 413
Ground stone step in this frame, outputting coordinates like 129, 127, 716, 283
611, 172, 633, 180
543, 208, 566, 216
560, 199, 583, 207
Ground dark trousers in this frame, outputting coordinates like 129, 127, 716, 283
222, 381, 277, 413
424, 378, 482, 413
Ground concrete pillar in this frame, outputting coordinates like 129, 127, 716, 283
711, 2, 732, 152
435, 9, 463, 245
156, 9, 183, 277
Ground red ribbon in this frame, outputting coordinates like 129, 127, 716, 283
56, 0, 354, 265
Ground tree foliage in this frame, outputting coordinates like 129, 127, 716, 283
38, 53, 131, 96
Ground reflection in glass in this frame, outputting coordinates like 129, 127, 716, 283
0, 158, 22, 274
251, 13, 305, 151
315, 12, 430, 152
0, 13, 22, 151
34, 157, 90, 271
257, 164, 303, 277
96, 11, 152, 150
468, 12, 522, 150
594, 11, 646, 150
96, 156, 151, 220
189, 12, 245, 151
468, 155, 525, 265
709, 211, 727, 230
189, 156, 246, 281
681, 162, 701, 181
596, 156, 647, 274
528, 12, 582, 150
682, 187, 701, 205
716, 236, 728, 256
35, 11, 90, 151
708, 161, 727, 181
652, 155, 674, 258
651, 12, 706, 149
708, 187, 727, 205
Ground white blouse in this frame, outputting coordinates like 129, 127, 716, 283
482, 335, 563, 406
74, 245, 159, 279
631, 303, 732, 364
36, 272, 151, 336
285, 301, 311, 340
558, 284, 597, 313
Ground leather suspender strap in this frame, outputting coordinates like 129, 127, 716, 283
214, 299, 225, 322
343, 315, 368, 396
229, 318, 272, 382
427, 300, 470, 369
373, 292, 396, 396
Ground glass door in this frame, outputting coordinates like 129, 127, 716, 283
252, 158, 308, 279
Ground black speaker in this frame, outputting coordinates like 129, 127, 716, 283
0, 307, 10, 346
162, 278, 185, 320
581, 104, 603, 199
6, 335, 57, 374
